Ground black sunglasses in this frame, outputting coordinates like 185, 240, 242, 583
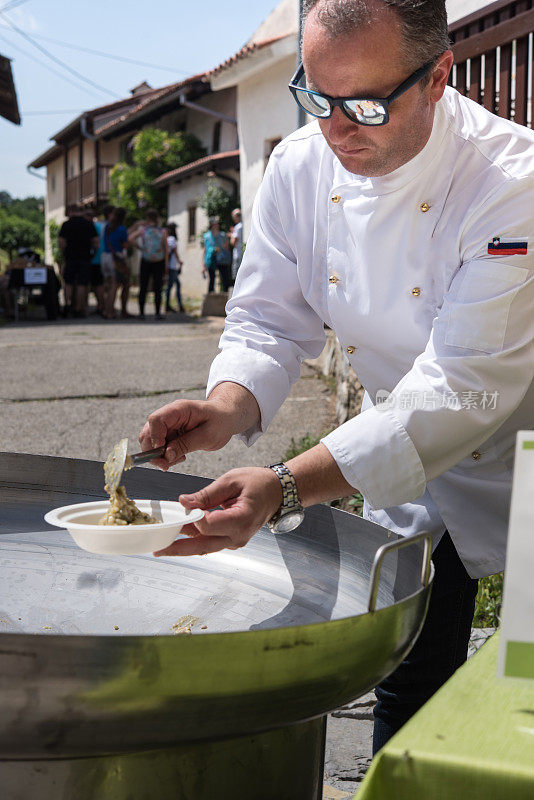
288, 60, 434, 126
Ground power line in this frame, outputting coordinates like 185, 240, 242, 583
0, 0, 30, 13
29, 32, 191, 75
0, 10, 120, 98
0, 31, 108, 99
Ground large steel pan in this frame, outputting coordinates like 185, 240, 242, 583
0, 453, 433, 797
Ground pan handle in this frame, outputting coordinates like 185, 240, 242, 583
367, 531, 433, 613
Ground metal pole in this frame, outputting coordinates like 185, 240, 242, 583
297, 0, 306, 129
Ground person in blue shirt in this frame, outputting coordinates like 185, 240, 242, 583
89, 204, 114, 316
202, 217, 231, 293
101, 207, 130, 319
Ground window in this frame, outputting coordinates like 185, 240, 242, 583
188, 205, 197, 242
264, 137, 282, 171
212, 120, 221, 154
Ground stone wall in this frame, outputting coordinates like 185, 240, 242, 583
307, 330, 364, 426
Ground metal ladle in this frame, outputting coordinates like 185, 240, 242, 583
103, 438, 166, 494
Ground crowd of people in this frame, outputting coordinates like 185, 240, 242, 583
57, 204, 186, 320
55, 204, 244, 320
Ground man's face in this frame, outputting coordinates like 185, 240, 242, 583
302, 5, 451, 177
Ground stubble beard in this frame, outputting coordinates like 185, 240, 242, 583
326, 101, 433, 178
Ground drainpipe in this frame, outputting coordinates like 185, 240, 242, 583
179, 94, 237, 125
26, 165, 46, 181
80, 114, 97, 140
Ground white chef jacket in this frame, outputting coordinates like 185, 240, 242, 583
207, 86, 534, 578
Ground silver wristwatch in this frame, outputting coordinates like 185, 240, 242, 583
266, 462, 305, 534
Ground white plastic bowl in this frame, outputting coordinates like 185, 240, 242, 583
44, 500, 204, 555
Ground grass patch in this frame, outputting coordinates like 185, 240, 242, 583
473, 572, 503, 628
283, 432, 324, 461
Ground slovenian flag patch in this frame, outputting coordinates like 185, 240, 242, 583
487, 236, 528, 255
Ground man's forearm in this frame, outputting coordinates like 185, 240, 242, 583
287, 442, 356, 507
207, 381, 261, 436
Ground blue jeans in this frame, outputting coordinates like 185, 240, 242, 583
166, 268, 183, 309
373, 532, 479, 754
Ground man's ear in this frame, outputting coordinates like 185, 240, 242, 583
429, 50, 454, 103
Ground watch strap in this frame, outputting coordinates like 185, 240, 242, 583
266, 462, 303, 524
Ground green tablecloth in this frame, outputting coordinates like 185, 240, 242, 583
356, 631, 534, 800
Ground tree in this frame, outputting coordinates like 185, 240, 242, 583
0, 212, 43, 261
198, 179, 237, 232
109, 128, 206, 221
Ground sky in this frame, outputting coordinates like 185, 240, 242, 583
0, 0, 282, 198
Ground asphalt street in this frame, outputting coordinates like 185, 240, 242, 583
1, 313, 335, 475
0, 308, 372, 796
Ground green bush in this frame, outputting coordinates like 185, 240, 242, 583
198, 180, 237, 232
109, 128, 206, 221
0, 211, 43, 260
47, 218, 63, 267
473, 572, 503, 628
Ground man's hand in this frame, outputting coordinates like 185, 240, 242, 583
154, 467, 282, 556
138, 382, 261, 470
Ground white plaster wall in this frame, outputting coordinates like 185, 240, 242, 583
237, 54, 298, 239
184, 89, 238, 154
167, 172, 239, 299
249, 0, 298, 43
44, 156, 66, 265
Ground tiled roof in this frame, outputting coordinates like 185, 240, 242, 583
210, 33, 291, 77
153, 149, 240, 187
95, 72, 209, 137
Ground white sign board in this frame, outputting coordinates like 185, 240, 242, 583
23, 267, 47, 285
497, 431, 534, 681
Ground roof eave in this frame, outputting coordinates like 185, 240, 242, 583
28, 143, 63, 169
152, 150, 240, 187
0, 54, 21, 125
97, 75, 210, 141
210, 33, 296, 91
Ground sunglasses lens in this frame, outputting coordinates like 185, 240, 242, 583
344, 99, 387, 125
294, 88, 331, 118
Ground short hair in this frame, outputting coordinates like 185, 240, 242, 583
145, 208, 159, 223
166, 222, 177, 235
302, 0, 450, 69
103, 204, 115, 219
113, 206, 126, 226
208, 216, 220, 227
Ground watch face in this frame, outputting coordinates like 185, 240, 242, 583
273, 510, 305, 534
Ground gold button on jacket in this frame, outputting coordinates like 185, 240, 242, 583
420, 202, 430, 213
329, 275, 340, 284
346, 346, 356, 354
472, 451, 481, 461
412, 287, 421, 297
331, 194, 341, 204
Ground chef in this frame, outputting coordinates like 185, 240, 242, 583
139, 0, 534, 752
